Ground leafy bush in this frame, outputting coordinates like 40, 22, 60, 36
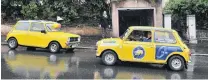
21, 1, 39, 19
1, 0, 109, 26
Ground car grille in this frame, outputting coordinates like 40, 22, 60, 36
70, 37, 78, 42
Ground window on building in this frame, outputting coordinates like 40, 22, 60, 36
154, 31, 176, 43
30, 22, 45, 32
15, 22, 30, 31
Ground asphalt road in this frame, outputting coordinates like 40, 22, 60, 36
1, 45, 208, 79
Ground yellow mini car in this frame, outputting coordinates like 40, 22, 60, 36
6, 20, 81, 53
96, 26, 191, 71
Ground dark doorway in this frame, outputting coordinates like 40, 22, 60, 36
118, 9, 154, 36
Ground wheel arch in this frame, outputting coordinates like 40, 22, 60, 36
100, 49, 119, 60
166, 54, 187, 68
7, 37, 18, 44
48, 40, 62, 48
7, 36, 16, 41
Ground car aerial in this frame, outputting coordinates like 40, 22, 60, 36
96, 26, 191, 71
6, 20, 81, 53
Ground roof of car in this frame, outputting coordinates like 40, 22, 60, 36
18, 20, 56, 23
129, 26, 174, 32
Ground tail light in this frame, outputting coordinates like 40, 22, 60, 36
189, 51, 192, 56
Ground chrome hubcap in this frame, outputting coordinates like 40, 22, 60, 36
105, 54, 115, 64
50, 44, 57, 52
9, 40, 16, 48
171, 58, 182, 69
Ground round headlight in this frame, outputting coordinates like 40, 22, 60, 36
67, 37, 70, 42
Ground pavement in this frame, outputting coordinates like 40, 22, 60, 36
1, 45, 208, 79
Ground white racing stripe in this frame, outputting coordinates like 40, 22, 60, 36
100, 43, 119, 46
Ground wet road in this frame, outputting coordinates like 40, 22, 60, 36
1, 45, 208, 79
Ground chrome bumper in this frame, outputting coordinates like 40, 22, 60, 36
65, 42, 79, 48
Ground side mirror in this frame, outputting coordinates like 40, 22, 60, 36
41, 30, 46, 34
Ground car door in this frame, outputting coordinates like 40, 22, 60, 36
154, 31, 180, 61
121, 30, 155, 62
12, 22, 30, 45
28, 22, 47, 47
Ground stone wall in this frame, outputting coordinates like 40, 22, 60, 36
196, 30, 208, 40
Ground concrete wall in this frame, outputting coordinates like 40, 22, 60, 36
196, 30, 208, 40
111, 0, 163, 37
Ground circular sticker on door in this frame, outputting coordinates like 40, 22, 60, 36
133, 46, 145, 59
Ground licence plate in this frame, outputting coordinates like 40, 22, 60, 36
72, 44, 78, 48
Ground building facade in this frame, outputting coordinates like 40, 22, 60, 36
110, 0, 166, 37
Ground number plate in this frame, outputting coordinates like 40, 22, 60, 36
72, 44, 78, 48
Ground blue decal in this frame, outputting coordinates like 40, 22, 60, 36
156, 45, 183, 60
133, 46, 145, 59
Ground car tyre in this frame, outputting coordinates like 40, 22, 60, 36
102, 50, 117, 66
8, 38, 18, 49
168, 56, 185, 71
49, 42, 60, 53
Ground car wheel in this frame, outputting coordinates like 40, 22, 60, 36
8, 38, 18, 49
49, 42, 60, 53
102, 50, 117, 66
168, 56, 185, 71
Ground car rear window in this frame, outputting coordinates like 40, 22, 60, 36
154, 31, 176, 44
15, 22, 30, 31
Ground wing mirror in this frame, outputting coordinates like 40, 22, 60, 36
41, 30, 46, 34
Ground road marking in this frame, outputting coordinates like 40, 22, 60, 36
191, 54, 208, 56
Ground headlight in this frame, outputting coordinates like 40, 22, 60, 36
67, 37, 70, 42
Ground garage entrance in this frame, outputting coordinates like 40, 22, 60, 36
118, 8, 155, 36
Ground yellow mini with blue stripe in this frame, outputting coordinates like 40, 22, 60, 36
96, 26, 191, 71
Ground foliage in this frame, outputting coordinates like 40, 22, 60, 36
164, 0, 208, 30
21, 1, 39, 19
1, 0, 109, 25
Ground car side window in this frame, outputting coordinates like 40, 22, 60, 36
15, 22, 30, 31
154, 31, 176, 43
127, 30, 152, 42
30, 23, 45, 32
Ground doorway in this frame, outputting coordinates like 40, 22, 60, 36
118, 8, 155, 36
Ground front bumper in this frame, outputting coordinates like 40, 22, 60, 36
65, 42, 79, 48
